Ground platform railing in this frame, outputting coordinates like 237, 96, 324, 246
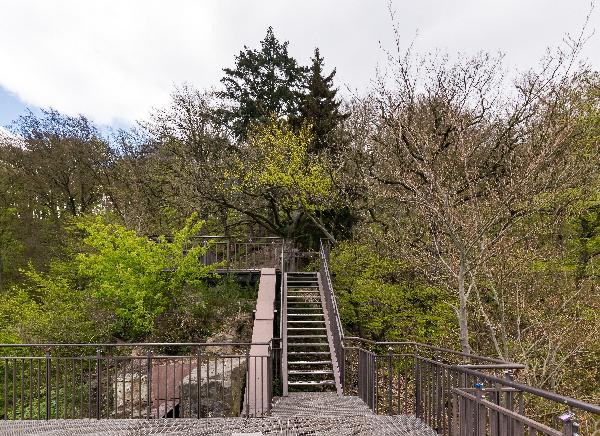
190, 236, 284, 271
319, 239, 345, 393
343, 338, 600, 435
0, 342, 273, 420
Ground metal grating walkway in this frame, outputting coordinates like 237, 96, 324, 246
0, 393, 436, 435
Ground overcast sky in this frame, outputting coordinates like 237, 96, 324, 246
0, 0, 598, 130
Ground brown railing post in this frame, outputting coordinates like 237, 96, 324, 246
196, 348, 201, 419
245, 347, 250, 417
387, 347, 393, 416
96, 349, 102, 420
474, 383, 485, 436
559, 411, 579, 436
414, 352, 421, 418
45, 349, 51, 420
146, 351, 153, 419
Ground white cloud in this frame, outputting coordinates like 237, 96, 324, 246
0, 0, 598, 125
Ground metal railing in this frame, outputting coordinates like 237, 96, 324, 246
0, 342, 274, 420
191, 236, 284, 271
343, 339, 600, 435
319, 239, 345, 393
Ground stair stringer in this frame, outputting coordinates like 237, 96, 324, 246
317, 272, 343, 396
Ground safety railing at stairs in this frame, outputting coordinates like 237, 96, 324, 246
343, 338, 600, 435
319, 239, 345, 394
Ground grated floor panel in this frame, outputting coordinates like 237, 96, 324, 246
0, 393, 437, 435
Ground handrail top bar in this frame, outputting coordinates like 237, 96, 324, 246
0, 341, 272, 348
415, 354, 526, 371
191, 236, 284, 240
344, 337, 519, 365
450, 364, 600, 415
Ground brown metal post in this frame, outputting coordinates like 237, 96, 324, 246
196, 348, 201, 419
45, 350, 51, 420
387, 348, 393, 416
146, 351, 153, 419
414, 352, 421, 418
96, 349, 101, 420
559, 411, 579, 436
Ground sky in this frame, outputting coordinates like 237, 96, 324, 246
0, 0, 599, 130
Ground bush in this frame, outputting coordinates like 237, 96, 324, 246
329, 241, 456, 344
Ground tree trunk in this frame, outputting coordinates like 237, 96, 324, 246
458, 253, 471, 354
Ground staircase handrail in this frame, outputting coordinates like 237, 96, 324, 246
319, 239, 345, 391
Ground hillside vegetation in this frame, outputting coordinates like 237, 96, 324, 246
0, 27, 598, 403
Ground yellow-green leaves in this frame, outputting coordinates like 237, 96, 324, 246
74, 214, 214, 340
235, 117, 333, 213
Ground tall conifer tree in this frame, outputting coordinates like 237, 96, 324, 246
300, 48, 348, 154
218, 27, 306, 140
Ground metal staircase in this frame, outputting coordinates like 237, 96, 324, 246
282, 272, 337, 393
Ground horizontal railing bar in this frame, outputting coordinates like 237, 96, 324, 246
458, 364, 527, 370
344, 337, 523, 366
415, 355, 525, 371
0, 342, 271, 348
452, 388, 562, 435
450, 365, 600, 415
191, 236, 284, 240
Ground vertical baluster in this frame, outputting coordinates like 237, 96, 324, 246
45, 352, 51, 420
147, 351, 153, 419
37, 358, 41, 419
196, 347, 208, 419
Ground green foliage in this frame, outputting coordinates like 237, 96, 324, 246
329, 241, 455, 343
218, 27, 307, 139
0, 214, 218, 343
299, 48, 349, 154
0, 207, 23, 291
236, 118, 333, 213
74, 214, 214, 340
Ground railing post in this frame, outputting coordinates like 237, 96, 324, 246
45, 349, 51, 420
414, 350, 421, 418
559, 411, 580, 436
245, 347, 250, 417
96, 349, 102, 420
387, 347, 393, 416
147, 351, 153, 419
474, 383, 485, 436
267, 344, 273, 415
196, 347, 201, 419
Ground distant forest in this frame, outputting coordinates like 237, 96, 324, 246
0, 27, 598, 403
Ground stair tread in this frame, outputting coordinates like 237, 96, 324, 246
287, 334, 327, 338
288, 343, 329, 346
287, 327, 326, 330
288, 369, 333, 375
288, 380, 335, 386
288, 361, 332, 365
288, 352, 330, 355
287, 319, 325, 322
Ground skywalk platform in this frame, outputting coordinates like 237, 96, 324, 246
0, 393, 436, 435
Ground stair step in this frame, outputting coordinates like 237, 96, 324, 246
287, 327, 326, 330
287, 320, 325, 324
288, 343, 329, 347
288, 294, 321, 302
287, 314, 324, 317
288, 380, 335, 386
288, 361, 332, 365
288, 370, 333, 375
287, 335, 327, 338
288, 352, 331, 355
